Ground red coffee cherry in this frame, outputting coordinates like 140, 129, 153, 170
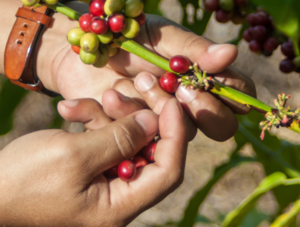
160, 72, 179, 94
89, 17, 108, 35
132, 156, 148, 169
79, 13, 94, 32
71, 45, 81, 54
169, 55, 191, 74
104, 164, 119, 178
108, 13, 126, 33
118, 160, 136, 182
134, 12, 146, 27
141, 142, 157, 162
89, 0, 106, 17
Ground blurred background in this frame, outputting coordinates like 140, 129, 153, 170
1, 0, 300, 226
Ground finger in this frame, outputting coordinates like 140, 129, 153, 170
134, 71, 197, 141
108, 99, 188, 222
147, 15, 238, 73
58, 99, 112, 130
176, 85, 239, 141
102, 89, 144, 120
110, 78, 147, 108
72, 109, 158, 177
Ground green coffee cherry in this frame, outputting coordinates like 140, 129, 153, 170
97, 30, 113, 44
124, 0, 144, 18
21, 0, 40, 6
67, 27, 86, 46
108, 46, 119, 57
219, 0, 234, 11
104, 0, 125, 15
93, 45, 109, 68
122, 18, 140, 39
293, 56, 300, 67
80, 49, 99, 64
80, 33, 99, 53
43, 0, 59, 5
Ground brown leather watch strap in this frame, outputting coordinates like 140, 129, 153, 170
4, 5, 59, 97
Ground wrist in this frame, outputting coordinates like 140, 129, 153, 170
36, 10, 78, 94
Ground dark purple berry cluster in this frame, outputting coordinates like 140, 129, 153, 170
243, 11, 279, 56
204, 0, 247, 24
279, 41, 300, 73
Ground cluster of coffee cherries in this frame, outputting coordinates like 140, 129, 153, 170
159, 55, 214, 95
67, 0, 145, 67
104, 141, 157, 182
260, 93, 300, 140
204, 0, 248, 24
243, 11, 280, 57
279, 41, 300, 73
159, 55, 191, 94
22, 0, 59, 6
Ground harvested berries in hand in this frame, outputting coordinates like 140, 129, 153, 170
104, 164, 119, 178
118, 160, 136, 182
141, 141, 157, 162
132, 156, 148, 169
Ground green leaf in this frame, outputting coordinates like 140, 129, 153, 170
178, 153, 256, 227
270, 200, 300, 227
222, 172, 287, 227
194, 214, 214, 224
48, 96, 64, 129
0, 79, 28, 135
240, 208, 270, 227
178, 0, 211, 36
249, 0, 300, 55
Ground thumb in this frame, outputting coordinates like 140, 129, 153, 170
148, 16, 238, 73
72, 109, 158, 177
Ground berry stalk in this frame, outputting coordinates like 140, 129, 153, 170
41, 2, 300, 137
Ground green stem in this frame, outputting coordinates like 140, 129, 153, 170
212, 81, 273, 112
113, 37, 173, 73
43, 2, 81, 21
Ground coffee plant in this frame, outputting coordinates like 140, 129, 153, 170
1, 0, 300, 226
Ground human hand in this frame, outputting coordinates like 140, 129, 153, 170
0, 96, 188, 226
38, 2, 255, 141
0, 1, 255, 141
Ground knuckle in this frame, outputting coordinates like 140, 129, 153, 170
112, 123, 137, 159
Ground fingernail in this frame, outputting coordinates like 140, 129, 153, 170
115, 91, 130, 102
135, 111, 158, 136
60, 99, 78, 108
207, 44, 225, 54
135, 73, 155, 92
176, 85, 198, 103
